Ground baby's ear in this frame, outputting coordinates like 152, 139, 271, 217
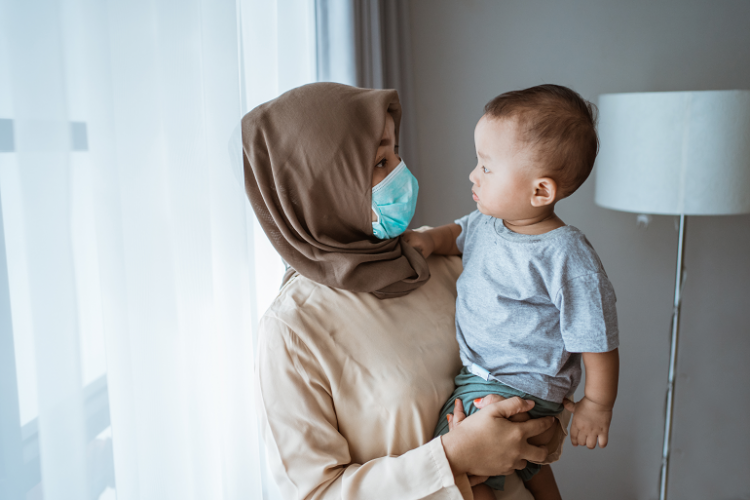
530, 177, 558, 207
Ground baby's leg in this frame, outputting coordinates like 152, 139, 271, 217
472, 483, 496, 500
524, 465, 561, 500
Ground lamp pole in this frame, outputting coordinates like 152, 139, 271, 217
659, 214, 687, 500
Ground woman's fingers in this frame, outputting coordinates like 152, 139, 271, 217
442, 397, 557, 478
473, 393, 506, 409
475, 394, 530, 421
484, 396, 535, 419
517, 418, 555, 464
519, 417, 555, 449
447, 399, 467, 431
453, 399, 466, 424
508, 412, 530, 423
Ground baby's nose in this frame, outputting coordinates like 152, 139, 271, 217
469, 170, 478, 185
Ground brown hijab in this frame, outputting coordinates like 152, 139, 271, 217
242, 82, 430, 299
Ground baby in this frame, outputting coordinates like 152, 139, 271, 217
404, 84, 619, 500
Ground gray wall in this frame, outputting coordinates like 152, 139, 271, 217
407, 1, 750, 499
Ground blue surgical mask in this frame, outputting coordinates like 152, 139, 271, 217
371, 161, 419, 239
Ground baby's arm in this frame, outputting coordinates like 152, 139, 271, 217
402, 223, 462, 258
564, 348, 619, 449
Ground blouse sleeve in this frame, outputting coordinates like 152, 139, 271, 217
255, 315, 471, 500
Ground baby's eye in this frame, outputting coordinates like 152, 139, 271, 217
483, 166, 490, 173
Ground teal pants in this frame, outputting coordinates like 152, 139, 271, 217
433, 368, 563, 491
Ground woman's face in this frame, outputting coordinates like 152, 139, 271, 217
371, 113, 401, 221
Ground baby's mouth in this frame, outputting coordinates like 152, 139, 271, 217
472, 190, 479, 202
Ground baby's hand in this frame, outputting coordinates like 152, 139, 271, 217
402, 230, 435, 258
563, 396, 612, 449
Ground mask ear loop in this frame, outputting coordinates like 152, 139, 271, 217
371, 162, 406, 227
371, 204, 382, 224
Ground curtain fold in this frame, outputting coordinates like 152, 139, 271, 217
0, 1, 314, 499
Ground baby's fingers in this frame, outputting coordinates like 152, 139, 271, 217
570, 425, 579, 446
598, 431, 609, 448
585, 432, 597, 449
563, 398, 576, 413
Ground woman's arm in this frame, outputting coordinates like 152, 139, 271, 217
257, 316, 552, 499
257, 316, 468, 500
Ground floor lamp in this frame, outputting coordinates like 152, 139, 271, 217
594, 90, 750, 500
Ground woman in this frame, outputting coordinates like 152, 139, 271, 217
243, 83, 562, 500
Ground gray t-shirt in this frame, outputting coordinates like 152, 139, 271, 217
455, 211, 619, 403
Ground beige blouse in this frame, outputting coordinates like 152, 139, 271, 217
255, 256, 540, 500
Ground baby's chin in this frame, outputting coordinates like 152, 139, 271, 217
476, 204, 500, 219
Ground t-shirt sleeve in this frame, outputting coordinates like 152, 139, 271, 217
554, 272, 619, 353
453, 212, 476, 254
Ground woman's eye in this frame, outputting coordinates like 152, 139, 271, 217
375, 158, 386, 168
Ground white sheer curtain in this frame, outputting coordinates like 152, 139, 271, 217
0, 1, 315, 499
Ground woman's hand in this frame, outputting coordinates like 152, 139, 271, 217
441, 396, 554, 478
445, 400, 489, 486
448, 394, 531, 427
477, 395, 558, 447
473, 394, 531, 422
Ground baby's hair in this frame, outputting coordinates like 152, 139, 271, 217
483, 84, 598, 198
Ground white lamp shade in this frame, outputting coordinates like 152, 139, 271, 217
595, 90, 750, 215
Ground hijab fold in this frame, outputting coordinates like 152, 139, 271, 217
242, 83, 430, 298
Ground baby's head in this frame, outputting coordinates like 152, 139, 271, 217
470, 84, 598, 221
